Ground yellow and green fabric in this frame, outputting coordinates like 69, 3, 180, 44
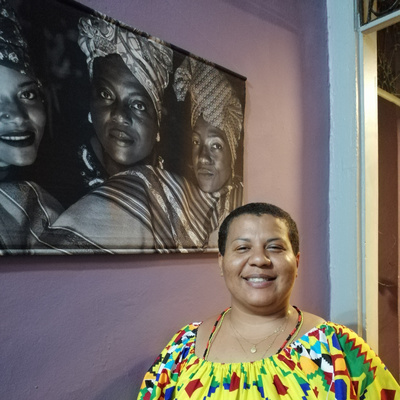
137, 313, 400, 399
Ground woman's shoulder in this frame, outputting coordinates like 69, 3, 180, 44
159, 322, 202, 356
296, 309, 363, 343
0, 180, 63, 217
194, 312, 225, 357
294, 309, 326, 339
169, 322, 202, 343
301, 310, 326, 327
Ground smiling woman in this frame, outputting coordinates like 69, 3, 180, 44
0, 0, 46, 178
218, 212, 299, 315
0, 0, 63, 254
0, 67, 45, 171
137, 202, 400, 399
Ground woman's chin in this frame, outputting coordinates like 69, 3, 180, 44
197, 175, 231, 193
9, 156, 37, 167
197, 179, 220, 193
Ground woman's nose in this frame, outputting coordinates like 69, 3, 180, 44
0, 111, 11, 121
199, 144, 212, 163
249, 249, 272, 267
110, 101, 130, 124
0, 101, 27, 124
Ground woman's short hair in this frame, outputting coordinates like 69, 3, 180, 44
218, 202, 299, 256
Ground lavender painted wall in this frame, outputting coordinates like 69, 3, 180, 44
0, 1, 329, 399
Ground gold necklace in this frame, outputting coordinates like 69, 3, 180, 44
260, 325, 286, 358
229, 311, 289, 354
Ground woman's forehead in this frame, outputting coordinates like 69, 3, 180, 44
193, 116, 227, 139
92, 56, 151, 96
227, 214, 289, 238
93, 55, 136, 82
0, 65, 37, 91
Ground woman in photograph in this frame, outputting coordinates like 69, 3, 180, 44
0, 0, 46, 181
137, 202, 400, 399
36, 20, 245, 254
75, 16, 173, 190
173, 57, 244, 246
0, 0, 63, 253
36, 18, 213, 253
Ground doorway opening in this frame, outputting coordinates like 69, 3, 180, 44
377, 22, 400, 380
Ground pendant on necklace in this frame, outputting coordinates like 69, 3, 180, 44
250, 345, 257, 353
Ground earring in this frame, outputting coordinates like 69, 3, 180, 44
88, 112, 92, 124
156, 132, 160, 142
157, 156, 164, 170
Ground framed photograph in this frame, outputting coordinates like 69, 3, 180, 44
0, 0, 246, 255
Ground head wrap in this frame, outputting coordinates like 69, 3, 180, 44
173, 57, 243, 165
0, 0, 37, 79
78, 16, 173, 125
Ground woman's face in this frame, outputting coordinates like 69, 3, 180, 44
218, 213, 299, 314
90, 55, 158, 170
0, 66, 45, 167
192, 115, 232, 193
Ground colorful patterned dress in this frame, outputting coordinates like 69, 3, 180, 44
137, 309, 400, 400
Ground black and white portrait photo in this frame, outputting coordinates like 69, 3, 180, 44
0, 0, 246, 255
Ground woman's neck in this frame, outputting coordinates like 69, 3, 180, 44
203, 304, 299, 363
228, 304, 292, 340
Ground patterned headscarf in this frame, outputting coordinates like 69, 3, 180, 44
0, 0, 37, 80
78, 16, 173, 125
173, 57, 243, 165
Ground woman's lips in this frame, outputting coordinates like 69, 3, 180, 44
0, 131, 36, 147
196, 167, 214, 177
243, 275, 276, 287
108, 129, 134, 146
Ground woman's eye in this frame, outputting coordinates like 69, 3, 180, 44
237, 246, 248, 252
130, 101, 146, 111
211, 142, 223, 150
268, 245, 283, 252
99, 89, 113, 100
192, 138, 200, 146
20, 90, 37, 100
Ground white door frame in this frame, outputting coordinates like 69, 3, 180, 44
328, 0, 400, 351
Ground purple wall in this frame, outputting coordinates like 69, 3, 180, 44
0, 0, 329, 399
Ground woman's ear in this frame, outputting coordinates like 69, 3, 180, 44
218, 253, 224, 276
295, 252, 300, 276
